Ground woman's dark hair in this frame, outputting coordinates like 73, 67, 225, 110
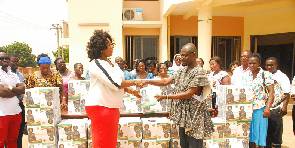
145, 59, 157, 68
36, 53, 50, 64
209, 56, 223, 68
197, 58, 204, 65
228, 60, 240, 72
86, 30, 113, 61
164, 60, 172, 67
74, 63, 83, 69
54, 57, 63, 70
157, 63, 167, 72
134, 59, 146, 73
54, 57, 63, 65
249, 53, 261, 64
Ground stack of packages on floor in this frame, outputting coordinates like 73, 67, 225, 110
121, 85, 171, 114
24, 87, 61, 148
117, 117, 181, 148
67, 80, 90, 115
57, 119, 88, 148
205, 85, 253, 148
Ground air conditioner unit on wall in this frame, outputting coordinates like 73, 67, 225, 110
123, 8, 143, 21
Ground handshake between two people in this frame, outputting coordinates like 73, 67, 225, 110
126, 79, 170, 101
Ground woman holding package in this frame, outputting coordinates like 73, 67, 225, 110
85, 30, 143, 148
245, 53, 274, 148
25, 54, 67, 112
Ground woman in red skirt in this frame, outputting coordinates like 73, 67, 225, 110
85, 30, 142, 148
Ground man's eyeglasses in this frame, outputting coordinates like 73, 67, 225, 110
0, 57, 9, 61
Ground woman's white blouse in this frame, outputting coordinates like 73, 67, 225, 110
85, 59, 125, 108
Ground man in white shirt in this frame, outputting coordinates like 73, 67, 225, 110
231, 50, 252, 87
0, 50, 25, 148
265, 57, 290, 148
10, 55, 26, 148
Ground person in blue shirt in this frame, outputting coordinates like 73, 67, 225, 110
146, 58, 158, 77
130, 59, 154, 80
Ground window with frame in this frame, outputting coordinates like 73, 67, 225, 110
125, 36, 159, 69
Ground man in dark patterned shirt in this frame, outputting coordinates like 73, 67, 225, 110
146, 43, 213, 148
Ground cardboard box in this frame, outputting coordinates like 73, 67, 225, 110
156, 118, 171, 140
171, 139, 181, 148
212, 123, 225, 139
40, 108, 56, 125
26, 108, 41, 126
141, 118, 158, 140
127, 140, 141, 148
237, 104, 252, 121
122, 95, 142, 113
87, 120, 92, 139
117, 140, 128, 148
88, 140, 93, 148
236, 122, 250, 138
58, 119, 88, 142
27, 126, 42, 143
118, 118, 129, 140
170, 123, 179, 139
71, 141, 87, 148
38, 88, 59, 108
68, 80, 90, 115
58, 142, 72, 148
142, 140, 157, 148
156, 140, 170, 148
223, 122, 237, 138
25, 89, 40, 108
226, 105, 238, 121
40, 126, 57, 144
126, 117, 142, 140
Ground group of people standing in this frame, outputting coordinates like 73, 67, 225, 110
84, 30, 294, 148
0, 50, 87, 147
0, 29, 294, 148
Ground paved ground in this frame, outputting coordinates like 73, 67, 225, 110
282, 107, 295, 148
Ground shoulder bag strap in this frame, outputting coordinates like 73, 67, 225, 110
95, 59, 121, 89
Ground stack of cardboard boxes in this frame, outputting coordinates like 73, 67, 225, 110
25, 87, 61, 148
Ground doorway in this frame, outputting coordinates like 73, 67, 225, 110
251, 32, 295, 79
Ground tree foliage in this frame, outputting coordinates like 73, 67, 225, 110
52, 47, 69, 63
1, 42, 37, 67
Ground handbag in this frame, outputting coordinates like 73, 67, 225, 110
95, 59, 121, 89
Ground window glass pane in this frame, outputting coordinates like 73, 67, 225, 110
134, 37, 142, 59
142, 37, 157, 59
133, 36, 158, 60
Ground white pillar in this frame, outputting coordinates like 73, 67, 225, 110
198, 6, 212, 70
160, 16, 168, 62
